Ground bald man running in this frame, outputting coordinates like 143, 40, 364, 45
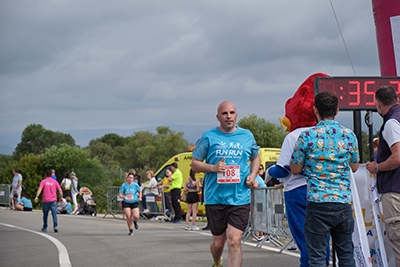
191, 101, 260, 267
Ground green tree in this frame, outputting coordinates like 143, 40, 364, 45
42, 144, 106, 186
89, 133, 128, 148
17, 153, 45, 207
129, 126, 189, 170
0, 153, 44, 208
84, 142, 120, 168
103, 126, 189, 171
14, 124, 76, 159
238, 114, 287, 148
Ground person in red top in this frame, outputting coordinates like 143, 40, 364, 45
35, 169, 63, 232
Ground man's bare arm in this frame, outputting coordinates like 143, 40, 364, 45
191, 157, 226, 173
290, 162, 304, 175
366, 142, 400, 174
246, 154, 260, 187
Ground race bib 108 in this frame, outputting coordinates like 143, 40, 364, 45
217, 165, 240, 183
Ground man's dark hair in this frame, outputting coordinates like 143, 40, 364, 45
45, 169, 53, 177
13, 168, 18, 173
375, 86, 398, 106
171, 163, 178, 169
315, 92, 338, 119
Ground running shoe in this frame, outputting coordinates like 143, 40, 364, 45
185, 225, 190, 230
54, 227, 58, 233
129, 230, 134, 236
212, 256, 223, 267
143, 209, 149, 213
172, 219, 182, 223
191, 226, 200, 231
134, 221, 139, 230
41, 227, 47, 232
149, 217, 158, 221
202, 224, 210, 230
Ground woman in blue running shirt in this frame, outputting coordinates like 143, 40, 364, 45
119, 173, 142, 235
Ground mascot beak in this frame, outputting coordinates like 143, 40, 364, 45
279, 116, 291, 132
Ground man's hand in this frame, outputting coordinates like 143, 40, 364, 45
366, 161, 378, 174
274, 184, 284, 190
246, 175, 256, 189
212, 157, 226, 173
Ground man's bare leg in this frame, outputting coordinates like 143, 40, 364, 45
227, 224, 244, 267
210, 232, 226, 267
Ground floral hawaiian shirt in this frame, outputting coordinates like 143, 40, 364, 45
291, 120, 359, 204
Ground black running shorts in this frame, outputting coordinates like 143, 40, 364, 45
205, 204, 250, 236
122, 201, 139, 209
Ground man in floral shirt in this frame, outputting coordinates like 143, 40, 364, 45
290, 91, 359, 267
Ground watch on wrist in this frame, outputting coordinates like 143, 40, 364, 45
375, 164, 379, 174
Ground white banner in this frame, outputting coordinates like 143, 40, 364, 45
352, 164, 396, 267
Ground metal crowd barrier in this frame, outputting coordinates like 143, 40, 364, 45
242, 187, 293, 252
103, 186, 170, 222
0, 184, 11, 209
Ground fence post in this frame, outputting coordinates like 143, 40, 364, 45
0, 184, 11, 209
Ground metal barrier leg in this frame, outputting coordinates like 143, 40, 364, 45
279, 238, 294, 253
103, 211, 117, 219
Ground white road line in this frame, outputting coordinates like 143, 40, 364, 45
157, 224, 301, 259
0, 222, 72, 267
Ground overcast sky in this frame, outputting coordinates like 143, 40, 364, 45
0, 0, 383, 154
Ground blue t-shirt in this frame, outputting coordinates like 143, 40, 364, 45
20, 197, 32, 208
255, 175, 267, 188
291, 120, 359, 204
65, 202, 72, 213
119, 182, 141, 203
192, 126, 260, 205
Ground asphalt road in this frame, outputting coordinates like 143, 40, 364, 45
0, 208, 301, 267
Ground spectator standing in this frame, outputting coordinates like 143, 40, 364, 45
119, 172, 142, 236
373, 137, 379, 162
290, 92, 359, 266
169, 163, 183, 223
252, 175, 267, 241
366, 85, 400, 266
142, 170, 159, 221
254, 170, 266, 188
51, 169, 57, 181
70, 172, 79, 213
157, 169, 174, 220
267, 125, 330, 266
184, 169, 201, 231
191, 101, 260, 267
10, 168, 22, 210
14, 194, 33, 211
60, 172, 72, 199
35, 169, 63, 232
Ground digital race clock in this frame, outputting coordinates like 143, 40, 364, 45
315, 77, 400, 110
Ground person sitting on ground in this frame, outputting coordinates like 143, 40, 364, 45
60, 197, 72, 214
57, 195, 68, 214
14, 194, 33, 211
